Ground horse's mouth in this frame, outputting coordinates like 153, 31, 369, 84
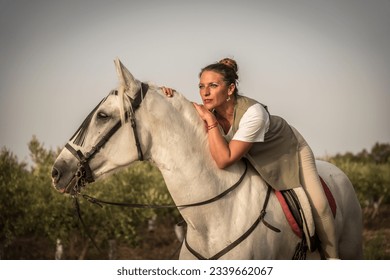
52, 159, 90, 196
54, 174, 84, 196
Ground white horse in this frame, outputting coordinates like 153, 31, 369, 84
52, 59, 363, 259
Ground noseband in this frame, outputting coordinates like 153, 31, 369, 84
64, 83, 149, 195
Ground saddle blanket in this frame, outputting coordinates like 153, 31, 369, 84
275, 176, 337, 244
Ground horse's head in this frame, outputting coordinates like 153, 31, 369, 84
51, 59, 151, 195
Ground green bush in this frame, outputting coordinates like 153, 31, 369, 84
0, 137, 178, 259
328, 144, 390, 205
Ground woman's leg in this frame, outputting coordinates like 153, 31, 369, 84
291, 127, 339, 259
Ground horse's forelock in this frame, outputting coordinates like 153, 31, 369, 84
70, 96, 107, 146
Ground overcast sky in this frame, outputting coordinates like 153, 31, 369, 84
1, 0, 389, 163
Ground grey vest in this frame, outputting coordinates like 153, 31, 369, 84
232, 96, 301, 190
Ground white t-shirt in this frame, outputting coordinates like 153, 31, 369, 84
224, 103, 270, 143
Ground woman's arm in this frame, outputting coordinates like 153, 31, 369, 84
193, 103, 253, 169
208, 129, 253, 168
162, 88, 256, 169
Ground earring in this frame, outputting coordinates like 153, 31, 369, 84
226, 95, 231, 102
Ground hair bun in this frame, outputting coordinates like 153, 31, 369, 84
219, 58, 238, 73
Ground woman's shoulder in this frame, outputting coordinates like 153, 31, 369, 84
236, 95, 258, 105
236, 95, 268, 113
246, 103, 268, 116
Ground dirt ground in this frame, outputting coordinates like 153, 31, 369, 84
361, 204, 390, 259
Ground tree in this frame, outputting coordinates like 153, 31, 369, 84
370, 142, 390, 164
0, 148, 31, 257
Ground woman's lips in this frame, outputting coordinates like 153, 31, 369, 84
203, 99, 212, 104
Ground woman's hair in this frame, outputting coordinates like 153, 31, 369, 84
199, 58, 239, 97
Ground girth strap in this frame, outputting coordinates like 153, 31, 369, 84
184, 185, 280, 260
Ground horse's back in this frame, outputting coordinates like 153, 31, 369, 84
316, 160, 363, 259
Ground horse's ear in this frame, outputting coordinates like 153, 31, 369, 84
114, 58, 141, 99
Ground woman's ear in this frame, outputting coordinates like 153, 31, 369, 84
228, 83, 235, 95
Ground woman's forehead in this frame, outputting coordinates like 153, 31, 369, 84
199, 70, 224, 83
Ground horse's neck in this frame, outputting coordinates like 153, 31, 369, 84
144, 90, 244, 213
141, 91, 284, 258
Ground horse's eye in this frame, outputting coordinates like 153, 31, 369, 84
97, 112, 109, 119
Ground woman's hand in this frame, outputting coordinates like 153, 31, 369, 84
161, 86, 175, 97
193, 103, 252, 169
193, 102, 217, 125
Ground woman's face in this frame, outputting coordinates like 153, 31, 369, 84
198, 70, 234, 110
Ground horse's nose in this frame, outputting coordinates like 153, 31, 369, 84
51, 167, 61, 185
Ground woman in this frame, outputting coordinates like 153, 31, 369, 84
163, 58, 339, 259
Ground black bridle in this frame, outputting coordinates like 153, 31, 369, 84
64, 82, 149, 195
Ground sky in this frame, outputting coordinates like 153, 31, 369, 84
0, 0, 389, 163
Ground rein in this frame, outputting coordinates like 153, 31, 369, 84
82, 159, 248, 210
73, 158, 251, 257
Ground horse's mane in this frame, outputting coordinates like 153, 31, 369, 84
110, 78, 214, 171
141, 83, 211, 162
157, 86, 207, 139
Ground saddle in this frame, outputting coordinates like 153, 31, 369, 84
275, 176, 337, 256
